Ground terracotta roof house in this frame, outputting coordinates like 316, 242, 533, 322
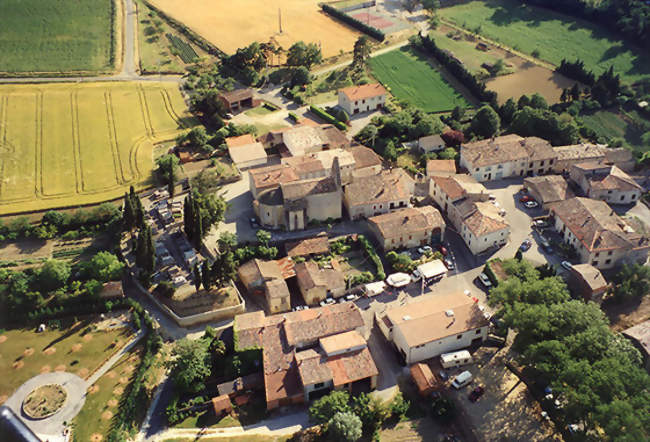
100, 281, 124, 299
249, 164, 300, 199
549, 197, 650, 270
226, 134, 268, 170
460, 135, 557, 182
218, 88, 254, 112
523, 175, 575, 209
622, 320, 650, 370
567, 264, 610, 303
281, 125, 350, 157
282, 148, 356, 184
233, 304, 375, 410
211, 394, 233, 417
375, 291, 489, 364
552, 143, 607, 173
344, 169, 414, 220
295, 260, 346, 305
285, 235, 330, 258
368, 206, 446, 251
570, 162, 642, 205
429, 174, 506, 255
237, 259, 292, 314
348, 146, 383, 172
338, 83, 386, 115
426, 159, 456, 177
418, 134, 446, 153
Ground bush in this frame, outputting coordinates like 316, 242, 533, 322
357, 235, 384, 280
288, 112, 299, 123
321, 4, 385, 41
309, 105, 347, 131
156, 281, 176, 299
328, 412, 362, 442
389, 392, 410, 418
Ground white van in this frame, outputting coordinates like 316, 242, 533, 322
440, 350, 473, 369
451, 371, 473, 389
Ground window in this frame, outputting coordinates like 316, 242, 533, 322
476, 329, 481, 335
632, 194, 637, 199
475, 168, 479, 172
550, 159, 554, 164
595, 252, 600, 257
457, 334, 463, 339
592, 261, 598, 266
621, 195, 625, 201
605, 259, 611, 264
541, 160, 545, 166
409, 235, 412, 240
362, 99, 365, 103
608, 190, 613, 194
484, 238, 487, 242
608, 251, 613, 256
315, 382, 324, 389
485, 166, 492, 171
529, 162, 533, 167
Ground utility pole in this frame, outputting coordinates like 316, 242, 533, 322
279, 8, 282, 34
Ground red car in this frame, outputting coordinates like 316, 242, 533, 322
469, 385, 485, 402
437, 244, 448, 256
520, 195, 534, 203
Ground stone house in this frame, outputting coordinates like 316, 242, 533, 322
344, 169, 414, 220
569, 162, 642, 205
295, 261, 346, 305
338, 83, 386, 115
368, 206, 445, 251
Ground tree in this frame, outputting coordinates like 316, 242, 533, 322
193, 263, 202, 292
352, 36, 371, 68
441, 129, 464, 147
122, 192, 135, 231
612, 263, 650, 302
309, 390, 350, 424
85, 252, 124, 282
201, 259, 212, 291
286, 41, 322, 69
438, 147, 458, 160
37, 259, 71, 292
218, 232, 238, 253
431, 396, 456, 423
290, 66, 310, 87
469, 105, 500, 138
166, 338, 211, 394
156, 154, 180, 194
327, 412, 362, 442
402, 0, 419, 13
351, 393, 390, 435
383, 140, 397, 162
529, 93, 548, 110
451, 105, 465, 121
256, 229, 271, 246
355, 124, 378, 147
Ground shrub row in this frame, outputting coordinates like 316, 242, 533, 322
556, 59, 595, 86
309, 105, 348, 131
288, 112, 299, 123
142, 0, 225, 56
321, 4, 385, 42
414, 35, 498, 108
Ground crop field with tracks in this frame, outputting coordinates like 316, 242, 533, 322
0, 0, 114, 74
0, 82, 191, 215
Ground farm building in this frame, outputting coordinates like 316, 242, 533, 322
295, 260, 346, 305
523, 175, 574, 210
218, 89, 255, 112
226, 134, 268, 170
338, 83, 386, 115
285, 235, 330, 258
418, 134, 445, 153
376, 291, 489, 364
426, 159, 456, 177
567, 264, 609, 303
344, 169, 414, 220
622, 321, 650, 371
569, 162, 642, 205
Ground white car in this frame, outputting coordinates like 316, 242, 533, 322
524, 201, 539, 209
561, 261, 573, 271
417, 245, 433, 254
387, 272, 411, 288
411, 269, 422, 283
477, 273, 492, 288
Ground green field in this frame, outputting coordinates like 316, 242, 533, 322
369, 47, 469, 112
0, 0, 114, 73
580, 109, 647, 154
0, 82, 192, 215
439, 0, 650, 83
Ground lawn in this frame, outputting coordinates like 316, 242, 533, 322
0, 0, 114, 73
580, 109, 647, 154
0, 320, 133, 403
163, 437, 288, 442
245, 103, 280, 117
369, 47, 469, 112
73, 346, 144, 442
0, 81, 193, 215
438, 0, 650, 83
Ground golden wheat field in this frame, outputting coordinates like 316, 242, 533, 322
148, 0, 362, 57
0, 81, 191, 215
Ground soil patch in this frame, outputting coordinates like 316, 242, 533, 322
107, 398, 118, 407
101, 410, 113, 420
12, 361, 24, 370
23, 348, 34, 357
78, 367, 89, 378
22, 384, 67, 419
71, 343, 83, 352
112, 386, 123, 395
54, 364, 66, 372
90, 434, 103, 442
40, 365, 51, 374
82, 334, 93, 342
106, 371, 116, 379
43, 347, 56, 355
119, 377, 129, 385
0, 335, 7, 344
88, 385, 100, 394
0, 395, 8, 404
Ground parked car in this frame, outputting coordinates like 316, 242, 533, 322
524, 201, 539, 209
345, 294, 359, 302
418, 245, 433, 254
539, 236, 553, 253
411, 269, 422, 283
438, 370, 449, 381
520, 195, 534, 203
533, 219, 549, 228
319, 298, 336, 307
520, 239, 532, 251
468, 385, 485, 402
488, 194, 496, 200
561, 261, 573, 271
444, 257, 454, 270
437, 244, 448, 256
451, 370, 473, 389
249, 217, 259, 228
477, 272, 492, 288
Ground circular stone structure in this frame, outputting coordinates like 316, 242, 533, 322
22, 384, 67, 419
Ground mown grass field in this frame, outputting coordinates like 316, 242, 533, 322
369, 47, 469, 112
580, 109, 647, 154
0, 82, 192, 215
438, 0, 650, 83
0, 0, 114, 73
0, 322, 133, 402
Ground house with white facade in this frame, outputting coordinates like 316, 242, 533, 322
338, 83, 386, 115
376, 292, 489, 364
569, 162, 642, 205
460, 135, 557, 182
429, 174, 509, 254
549, 197, 650, 270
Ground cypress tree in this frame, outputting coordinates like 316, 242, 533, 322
184, 194, 193, 241
144, 224, 155, 273
193, 264, 202, 292
201, 260, 212, 291
122, 192, 135, 231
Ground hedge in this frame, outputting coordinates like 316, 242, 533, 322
414, 35, 498, 108
309, 105, 348, 131
321, 4, 385, 42
358, 235, 385, 280
288, 112, 299, 123
483, 262, 498, 286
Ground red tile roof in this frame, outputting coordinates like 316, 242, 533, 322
339, 83, 386, 101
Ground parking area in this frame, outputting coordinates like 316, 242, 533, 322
445, 346, 561, 442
